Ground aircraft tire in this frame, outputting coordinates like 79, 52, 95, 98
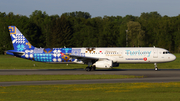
155, 67, 158, 71
85, 67, 91, 71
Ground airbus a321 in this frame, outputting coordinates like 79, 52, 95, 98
6, 26, 176, 71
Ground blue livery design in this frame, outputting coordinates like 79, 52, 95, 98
7, 26, 74, 63
72, 49, 85, 57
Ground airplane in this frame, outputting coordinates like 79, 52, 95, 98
6, 26, 176, 71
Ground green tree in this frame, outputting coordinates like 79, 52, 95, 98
127, 21, 145, 47
29, 10, 50, 47
62, 11, 91, 19
51, 15, 73, 47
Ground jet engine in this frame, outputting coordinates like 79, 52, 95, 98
94, 60, 113, 68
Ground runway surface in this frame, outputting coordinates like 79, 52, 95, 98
0, 69, 180, 86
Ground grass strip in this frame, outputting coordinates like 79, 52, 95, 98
0, 74, 143, 82
0, 82, 180, 100
0, 54, 180, 69
0, 55, 86, 69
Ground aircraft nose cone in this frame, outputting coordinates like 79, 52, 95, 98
174, 55, 176, 60
172, 54, 176, 61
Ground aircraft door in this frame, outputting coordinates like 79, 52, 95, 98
153, 49, 158, 58
119, 51, 123, 58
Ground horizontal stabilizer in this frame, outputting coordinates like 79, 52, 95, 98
7, 50, 25, 56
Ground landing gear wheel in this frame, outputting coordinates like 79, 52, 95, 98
154, 63, 158, 71
155, 67, 158, 71
85, 67, 91, 71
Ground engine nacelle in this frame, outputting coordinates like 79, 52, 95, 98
94, 60, 113, 68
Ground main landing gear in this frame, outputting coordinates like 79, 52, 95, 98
154, 63, 158, 71
85, 66, 96, 71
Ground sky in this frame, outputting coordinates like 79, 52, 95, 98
0, 0, 180, 18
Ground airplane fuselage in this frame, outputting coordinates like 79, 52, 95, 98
8, 47, 176, 64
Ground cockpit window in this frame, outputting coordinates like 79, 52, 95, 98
163, 51, 171, 54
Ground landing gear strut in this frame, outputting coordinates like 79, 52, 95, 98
85, 66, 96, 71
154, 63, 158, 71
92, 66, 96, 71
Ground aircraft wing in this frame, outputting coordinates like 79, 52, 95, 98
69, 54, 107, 64
70, 54, 99, 60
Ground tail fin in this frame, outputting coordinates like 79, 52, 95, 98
8, 26, 35, 51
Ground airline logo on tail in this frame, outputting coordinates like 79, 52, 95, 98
9, 26, 16, 34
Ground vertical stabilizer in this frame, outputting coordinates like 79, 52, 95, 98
8, 26, 34, 51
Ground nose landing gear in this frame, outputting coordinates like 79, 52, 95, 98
154, 63, 158, 71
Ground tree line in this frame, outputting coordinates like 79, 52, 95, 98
0, 10, 180, 54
